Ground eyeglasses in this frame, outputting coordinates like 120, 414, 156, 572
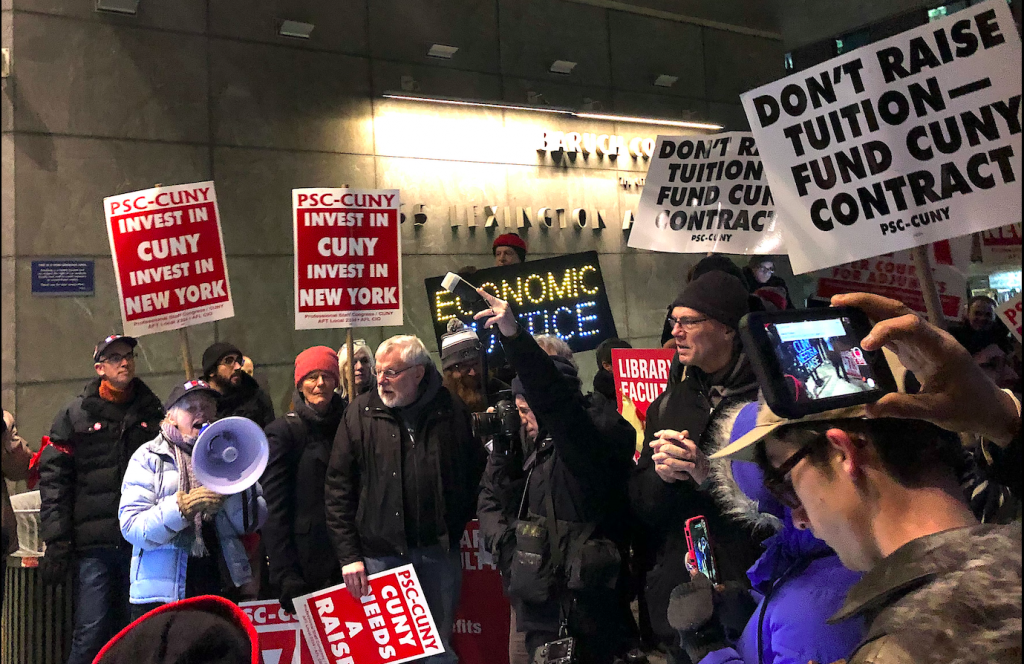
375, 365, 417, 381
100, 352, 135, 365
220, 355, 242, 367
667, 316, 710, 331
756, 265, 775, 273
762, 443, 816, 509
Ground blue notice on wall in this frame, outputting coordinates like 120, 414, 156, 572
31, 260, 95, 296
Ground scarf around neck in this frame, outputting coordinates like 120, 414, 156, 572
161, 422, 208, 557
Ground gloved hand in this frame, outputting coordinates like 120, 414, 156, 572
177, 487, 227, 520
39, 540, 73, 586
279, 578, 310, 615
667, 573, 756, 663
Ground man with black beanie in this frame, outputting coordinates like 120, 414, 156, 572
201, 342, 276, 428
629, 272, 766, 664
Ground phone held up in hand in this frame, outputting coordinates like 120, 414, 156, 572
685, 515, 720, 586
441, 272, 487, 313
739, 306, 898, 419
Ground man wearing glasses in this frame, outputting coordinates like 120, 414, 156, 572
38, 334, 164, 664
743, 256, 794, 311
201, 341, 276, 428
711, 293, 1022, 664
325, 335, 486, 664
629, 272, 765, 663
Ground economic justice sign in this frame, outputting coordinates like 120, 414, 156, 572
104, 181, 234, 336
742, 0, 1022, 274
293, 189, 403, 329
424, 252, 618, 356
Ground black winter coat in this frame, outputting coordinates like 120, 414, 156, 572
39, 377, 164, 551
215, 373, 276, 428
261, 393, 345, 595
629, 355, 764, 639
325, 368, 486, 566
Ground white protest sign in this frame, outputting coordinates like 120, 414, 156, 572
997, 294, 1022, 342
629, 132, 783, 254
742, 0, 1022, 275
104, 182, 234, 336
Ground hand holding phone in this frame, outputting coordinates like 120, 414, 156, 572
685, 516, 720, 586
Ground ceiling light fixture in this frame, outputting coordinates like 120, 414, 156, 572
549, 60, 577, 74
279, 20, 315, 39
95, 0, 139, 15
653, 74, 679, 88
427, 44, 460, 59
381, 92, 724, 131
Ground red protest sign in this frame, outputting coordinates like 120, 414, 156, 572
997, 294, 1022, 343
612, 348, 676, 421
452, 520, 511, 664
239, 600, 315, 664
293, 189, 402, 330
816, 251, 965, 319
982, 223, 1022, 267
104, 182, 233, 336
293, 564, 444, 664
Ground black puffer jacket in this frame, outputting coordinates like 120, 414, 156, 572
39, 377, 164, 550
325, 367, 486, 566
215, 372, 276, 428
261, 392, 345, 595
629, 352, 765, 640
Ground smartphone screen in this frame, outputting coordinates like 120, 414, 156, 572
689, 518, 719, 584
445, 274, 487, 313
764, 316, 880, 404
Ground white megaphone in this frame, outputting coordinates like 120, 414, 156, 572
192, 416, 269, 494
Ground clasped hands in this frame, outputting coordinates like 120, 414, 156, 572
652, 429, 711, 486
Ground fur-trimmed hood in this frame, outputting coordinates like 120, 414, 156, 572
705, 401, 783, 537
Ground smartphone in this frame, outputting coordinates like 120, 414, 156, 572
684, 515, 720, 585
739, 306, 898, 419
441, 272, 487, 312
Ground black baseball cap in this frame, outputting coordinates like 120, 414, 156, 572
164, 379, 219, 411
94, 334, 138, 362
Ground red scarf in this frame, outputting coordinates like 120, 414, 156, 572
99, 380, 133, 404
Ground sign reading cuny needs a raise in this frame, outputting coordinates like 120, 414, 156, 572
630, 132, 783, 255
424, 252, 618, 357
997, 294, 1022, 342
293, 565, 444, 664
239, 600, 315, 664
742, 0, 1022, 275
104, 182, 233, 336
293, 188, 402, 330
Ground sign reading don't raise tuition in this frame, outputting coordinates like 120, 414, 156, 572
104, 182, 234, 336
293, 189, 402, 330
742, 0, 1022, 274
630, 132, 783, 255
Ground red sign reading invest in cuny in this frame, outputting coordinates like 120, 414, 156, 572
104, 181, 234, 336
293, 188, 402, 330
293, 565, 444, 664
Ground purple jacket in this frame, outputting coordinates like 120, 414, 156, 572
701, 512, 864, 664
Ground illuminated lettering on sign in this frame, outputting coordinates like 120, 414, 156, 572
424, 251, 618, 356
537, 130, 657, 160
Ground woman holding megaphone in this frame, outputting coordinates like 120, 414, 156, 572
119, 380, 267, 620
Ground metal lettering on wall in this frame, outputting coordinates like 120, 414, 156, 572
424, 251, 618, 356
400, 202, 641, 230
537, 131, 658, 160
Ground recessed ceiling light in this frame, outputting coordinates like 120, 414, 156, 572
427, 44, 459, 59
550, 60, 577, 75
95, 0, 139, 15
654, 74, 679, 88
279, 20, 315, 39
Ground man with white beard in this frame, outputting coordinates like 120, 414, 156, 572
325, 335, 486, 664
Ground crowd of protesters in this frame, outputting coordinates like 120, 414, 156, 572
0, 235, 1020, 664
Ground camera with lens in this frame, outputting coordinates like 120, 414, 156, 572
471, 398, 520, 448
533, 636, 576, 664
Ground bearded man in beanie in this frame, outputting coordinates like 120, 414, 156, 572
629, 272, 766, 663
261, 346, 346, 614
326, 335, 486, 663
202, 342, 275, 428
441, 319, 510, 413
38, 334, 164, 664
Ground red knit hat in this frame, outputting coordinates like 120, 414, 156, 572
493, 233, 528, 259
294, 346, 340, 386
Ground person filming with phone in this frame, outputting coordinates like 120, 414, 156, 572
473, 288, 636, 664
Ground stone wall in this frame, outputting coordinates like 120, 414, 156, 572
1, 0, 802, 443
